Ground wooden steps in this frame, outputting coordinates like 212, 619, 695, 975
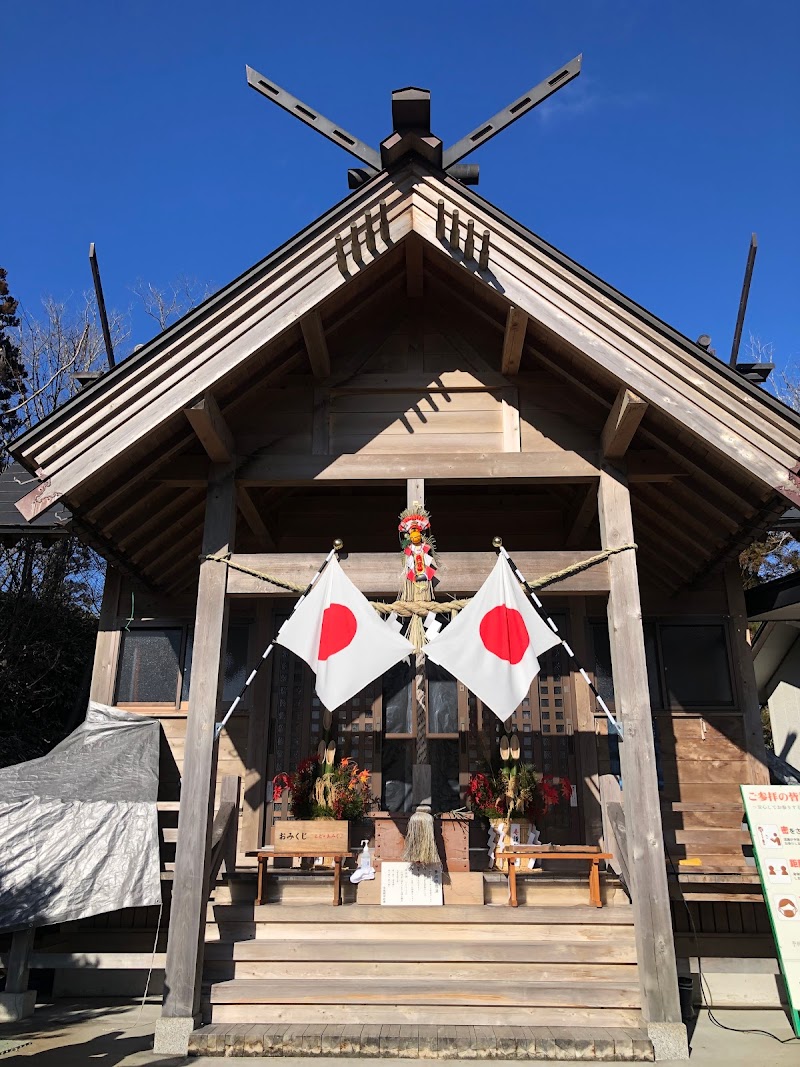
200, 902, 643, 1034
188, 1021, 655, 1059
208, 977, 642, 1008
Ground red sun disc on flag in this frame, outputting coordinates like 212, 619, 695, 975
318, 603, 358, 660
479, 605, 530, 665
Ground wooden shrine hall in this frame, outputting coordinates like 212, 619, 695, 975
9, 69, 800, 1062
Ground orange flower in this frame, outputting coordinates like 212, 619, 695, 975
339, 757, 351, 767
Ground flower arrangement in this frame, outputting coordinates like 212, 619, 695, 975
466, 764, 572, 822
273, 754, 374, 821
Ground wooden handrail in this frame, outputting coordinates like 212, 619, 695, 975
207, 775, 241, 889
599, 773, 631, 894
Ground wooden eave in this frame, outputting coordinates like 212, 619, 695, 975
9, 158, 800, 593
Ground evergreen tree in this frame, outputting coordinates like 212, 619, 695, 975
0, 268, 27, 464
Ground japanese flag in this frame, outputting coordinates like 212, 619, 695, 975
425, 556, 561, 722
275, 558, 413, 711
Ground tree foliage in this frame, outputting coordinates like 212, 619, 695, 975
0, 276, 210, 767
0, 268, 28, 464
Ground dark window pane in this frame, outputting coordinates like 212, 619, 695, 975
382, 739, 413, 812
591, 621, 661, 708
660, 624, 733, 706
384, 660, 413, 734
223, 623, 250, 701
427, 662, 458, 734
117, 628, 181, 703
181, 623, 251, 703
429, 738, 460, 812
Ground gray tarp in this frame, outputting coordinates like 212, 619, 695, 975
0, 703, 161, 931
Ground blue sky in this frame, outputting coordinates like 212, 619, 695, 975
6, 1, 799, 383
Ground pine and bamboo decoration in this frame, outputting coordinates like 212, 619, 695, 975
397, 503, 441, 866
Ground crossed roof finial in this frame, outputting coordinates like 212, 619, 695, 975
245, 56, 582, 188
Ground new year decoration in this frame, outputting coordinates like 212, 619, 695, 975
398, 502, 442, 867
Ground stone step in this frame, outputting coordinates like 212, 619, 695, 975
188, 1021, 654, 1059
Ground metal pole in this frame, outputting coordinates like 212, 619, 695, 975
493, 537, 623, 738
88, 243, 116, 369
214, 540, 342, 739
729, 232, 758, 367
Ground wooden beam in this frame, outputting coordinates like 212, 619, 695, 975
158, 464, 236, 1044
500, 306, 527, 375
184, 391, 234, 464
602, 388, 648, 459
237, 487, 276, 551
225, 549, 609, 596
597, 462, 685, 1046
300, 311, 331, 379
405, 236, 424, 300
172, 451, 602, 487
160, 449, 689, 488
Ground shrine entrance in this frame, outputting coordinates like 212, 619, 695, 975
263, 606, 582, 852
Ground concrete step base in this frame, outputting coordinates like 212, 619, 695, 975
188, 1022, 655, 1060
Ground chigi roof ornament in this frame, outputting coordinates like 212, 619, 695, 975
245, 55, 582, 188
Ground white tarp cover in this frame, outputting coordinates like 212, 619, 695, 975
0, 703, 161, 931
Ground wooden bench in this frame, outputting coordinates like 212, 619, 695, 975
501, 845, 613, 908
248, 850, 349, 907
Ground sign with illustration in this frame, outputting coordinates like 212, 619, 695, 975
741, 785, 800, 1036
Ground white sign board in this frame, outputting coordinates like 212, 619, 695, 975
741, 784, 800, 1037
380, 862, 443, 906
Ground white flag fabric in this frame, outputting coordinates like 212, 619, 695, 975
425, 556, 561, 722
275, 558, 413, 711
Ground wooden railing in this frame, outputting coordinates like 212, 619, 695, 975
207, 774, 241, 891
599, 773, 631, 894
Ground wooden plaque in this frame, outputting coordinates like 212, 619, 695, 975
272, 820, 349, 854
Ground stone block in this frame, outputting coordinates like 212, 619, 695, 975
647, 1021, 687, 1062
152, 1014, 199, 1055
0, 990, 36, 1023
472, 1025, 498, 1058
416, 1024, 439, 1058
398, 1024, 420, 1057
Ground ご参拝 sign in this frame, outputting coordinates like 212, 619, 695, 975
741, 785, 800, 1036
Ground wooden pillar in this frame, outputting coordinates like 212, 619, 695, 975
155, 464, 236, 1052
597, 463, 687, 1059
89, 564, 122, 704
724, 563, 770, 785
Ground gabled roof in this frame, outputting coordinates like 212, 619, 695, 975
11, 160, 800, 531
